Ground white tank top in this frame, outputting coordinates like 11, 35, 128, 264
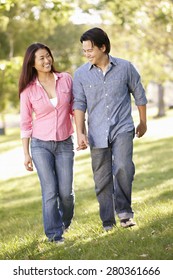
50, 97, 57, 107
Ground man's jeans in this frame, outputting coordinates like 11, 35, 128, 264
91, 131, 135, 227
31, 136, 74, 241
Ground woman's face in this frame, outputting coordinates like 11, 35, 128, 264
34, 48, 53, 73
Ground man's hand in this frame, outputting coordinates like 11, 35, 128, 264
136, 122, 147, 138
77, 133, 88, 150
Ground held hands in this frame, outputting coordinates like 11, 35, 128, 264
24, 155, 33, 171
136, 122, 147, 138
77, 133, 88, 151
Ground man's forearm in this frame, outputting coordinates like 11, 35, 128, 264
137, 105, 147, 124
74, 109, 86, 134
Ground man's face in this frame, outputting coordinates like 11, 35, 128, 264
82, 40, 106, 66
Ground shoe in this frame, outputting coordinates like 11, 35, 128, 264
49, 237, 64, 244
64, 226, 70, 233
54, 237, 65, 244
120, 218, 136, 228
103, 225, 114, 231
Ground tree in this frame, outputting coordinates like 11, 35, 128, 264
123, 0, 173, 117
0, 0, 76, 134
77, 0, 173, 117
45, 23, 88, 73
0, 0, 75, 58
0, 57, 22, 134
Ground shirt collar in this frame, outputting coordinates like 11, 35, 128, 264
109, 55, 118, 66
88, 55, 118, 70
35, 72, 62, 86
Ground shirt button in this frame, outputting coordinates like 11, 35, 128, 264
108, 118, 110, 120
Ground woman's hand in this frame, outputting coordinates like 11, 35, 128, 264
24, 155, 33, 171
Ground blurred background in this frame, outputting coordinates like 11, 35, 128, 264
0, 1, 173, 261
0, 0, 173, 135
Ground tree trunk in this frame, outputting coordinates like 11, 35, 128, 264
0, 113, 5, 135
9, 38, 14, 59
156, 83, 165, 118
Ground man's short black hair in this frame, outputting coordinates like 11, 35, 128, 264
80, 27, 111, 54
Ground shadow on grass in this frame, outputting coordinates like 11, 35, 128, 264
0, 137, 173, 260
133, 137, 173, 190
134, 137, 173, 166
0, 174, 42, 243
0, 128, 20, 143
1, 209, 172, 260
0, 129, 21, 153
134, 167, 173, 192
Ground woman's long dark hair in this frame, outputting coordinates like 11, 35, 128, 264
19, 43, 56, 96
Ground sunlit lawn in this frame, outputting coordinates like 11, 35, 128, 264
0, 112, 173, 260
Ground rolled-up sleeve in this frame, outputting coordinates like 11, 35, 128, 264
128, 62, 147, 106
73, 70, 87, 112
20, 89, 33, 138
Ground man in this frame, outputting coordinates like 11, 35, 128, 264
73, 27, 147, 231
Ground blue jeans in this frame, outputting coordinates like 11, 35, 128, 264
90, 130, 135, 227
31, 136, 74, 241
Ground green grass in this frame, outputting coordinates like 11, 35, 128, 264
0, 127, 21, 153
0, 120, 173, 260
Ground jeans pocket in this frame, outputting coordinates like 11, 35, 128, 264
64, 136, 74, 145
31, 137, 41, 148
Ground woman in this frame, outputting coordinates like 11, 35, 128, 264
19, 43, 74, 243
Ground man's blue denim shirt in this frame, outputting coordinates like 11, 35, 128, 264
73, 55, 147, 148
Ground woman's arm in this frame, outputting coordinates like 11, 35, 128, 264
22, 138, 33, 171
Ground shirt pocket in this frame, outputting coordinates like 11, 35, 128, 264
83, 83, 103, 101
30, 94, 45, 113
59, 90, 71, 104
110, 78, 128, 99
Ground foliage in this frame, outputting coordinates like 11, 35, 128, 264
44, 23, 88, 73
0, 0, 77, 121
79, 0, 173, 116
0, 0, 173, 120
92, 0, 173, 84
0, 57, 22, 116
0, 0, 75, 58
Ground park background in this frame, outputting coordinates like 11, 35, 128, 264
0, 0, 173, 260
